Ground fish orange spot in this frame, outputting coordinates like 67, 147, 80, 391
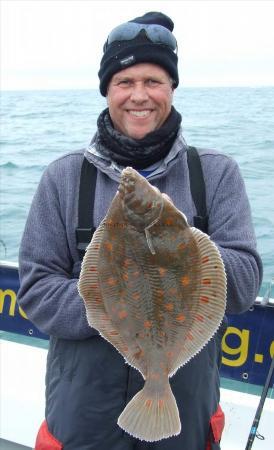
165, 217, 174, 225
164, 303, 174, 311
177, 242, 186, 251
202, 256, 209, 264
166, 351, 174, 358
195, 314, 204, 322
122, 273, 129, 281
202, 278, 211, 285
105, 241, 113, 252
187, 332, 194, 341
181, 275, 190, 286
158, 267, 167, 277
200, 296, 209, 303
134, 349, 144, 359
133, 293, 140, 301
118, 310, 128, 319
156, 289, 164, 298
107, 277, 117, 286
144, 320, 152, 329
158, 399, 165, 409
89, 266, 97, 272
176, 313, 185, 322
145, 399, 153, 408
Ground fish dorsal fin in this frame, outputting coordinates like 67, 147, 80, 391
78, 221, 133, 362
79, 220, 147, 378
168, 227, 226, 376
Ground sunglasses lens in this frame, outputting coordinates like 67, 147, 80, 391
108, 24, 139, 43
145, 24, 176, 50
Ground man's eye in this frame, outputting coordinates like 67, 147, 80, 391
147, 79, 160, 86
118, 80, 131, 86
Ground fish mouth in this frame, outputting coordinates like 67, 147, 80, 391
118, 167, 137, 198
118, 166, 163, 219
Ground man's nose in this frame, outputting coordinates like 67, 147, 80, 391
130, 82, 149, 102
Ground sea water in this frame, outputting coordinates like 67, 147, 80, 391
1, 87, 273, 295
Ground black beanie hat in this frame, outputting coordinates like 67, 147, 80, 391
98, 12, 179, 97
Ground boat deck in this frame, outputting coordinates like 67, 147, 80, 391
0, 440, 31, 450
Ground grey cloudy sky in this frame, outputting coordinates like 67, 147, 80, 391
1, 0, 274, 90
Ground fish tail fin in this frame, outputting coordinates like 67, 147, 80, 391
117, 378, 181, 442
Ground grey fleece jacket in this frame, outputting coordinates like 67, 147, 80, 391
17, 135, 262, 340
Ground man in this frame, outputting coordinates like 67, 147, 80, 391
17, 11, 262, 450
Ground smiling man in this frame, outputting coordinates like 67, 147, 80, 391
17, 11, 262, 450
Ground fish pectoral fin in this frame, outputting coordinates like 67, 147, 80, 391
145, 228, 156, 255
117, 378, 181, 442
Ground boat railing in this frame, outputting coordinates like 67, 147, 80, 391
1, 260, 273, 388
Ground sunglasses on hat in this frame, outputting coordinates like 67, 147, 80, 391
105, 22, 177, 52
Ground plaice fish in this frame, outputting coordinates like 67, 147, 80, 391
78, 167, 227, 442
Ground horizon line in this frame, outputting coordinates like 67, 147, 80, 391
1, 84, 274, 93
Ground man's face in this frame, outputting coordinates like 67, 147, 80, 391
107, 63, 174, 140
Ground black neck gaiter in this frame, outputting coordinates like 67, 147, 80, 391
95, 106, 182, 169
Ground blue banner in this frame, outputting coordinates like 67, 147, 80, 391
1, 262, 273, 386
0, 263, 48, 339
221, 306, 274, 386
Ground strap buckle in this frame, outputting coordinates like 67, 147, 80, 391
75, 227, 96, 251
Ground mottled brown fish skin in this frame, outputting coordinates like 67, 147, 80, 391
78, 167, 226, 442
118, 167, 165, 231
100, 168, 200, 368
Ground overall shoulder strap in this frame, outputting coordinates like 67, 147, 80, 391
187, 146, 208, 233
76, 148, 208, 260
76, 157, 97, 259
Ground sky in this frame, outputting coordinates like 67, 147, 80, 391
1, 0, 274, 91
